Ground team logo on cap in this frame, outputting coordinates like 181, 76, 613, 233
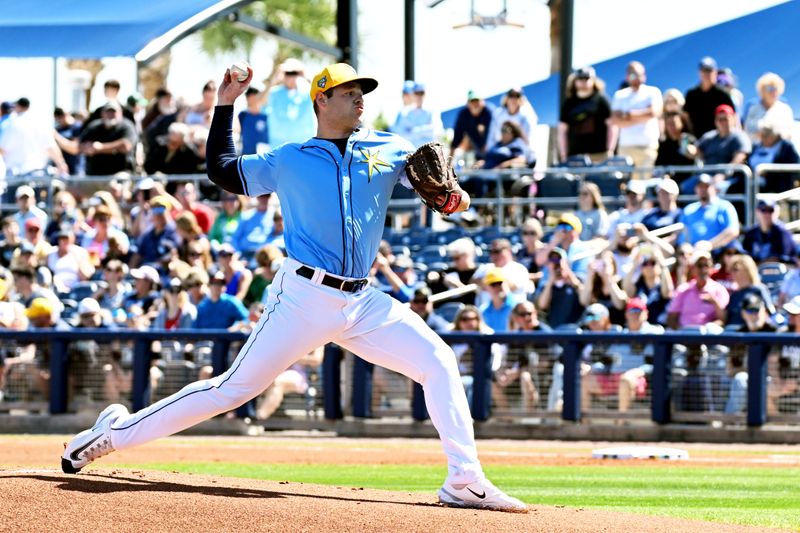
317, 76, 327, 89
359, 148, 392, 182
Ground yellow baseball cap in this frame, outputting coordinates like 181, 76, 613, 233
25, 297, 53, 320
484, 268, 506, 285
557, 212, 583, 235
310, 63, 378, 102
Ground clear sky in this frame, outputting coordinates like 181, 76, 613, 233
0, 0, 788, 125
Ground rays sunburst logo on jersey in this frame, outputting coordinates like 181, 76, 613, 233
359, 148, 392, 182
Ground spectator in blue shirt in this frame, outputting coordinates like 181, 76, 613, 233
743, 199, 796, 263
450, 90, 494, 160
193, 272, 249, 330
238, 87, 269, 155
480, 269, 514, 332
132, 195, 178, 267
231, 194, 273, 261
678, 173, 739, 252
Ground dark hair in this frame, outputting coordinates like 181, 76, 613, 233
202, 80, 216, 93
104, 79, 121, 90
312, 88, 335, 115
54, 107, 66, 117
245, 87, 260, 97
155, 88, 171, 99
16, 97, 30, 110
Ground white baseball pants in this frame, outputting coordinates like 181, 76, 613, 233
107, 258, 483, 481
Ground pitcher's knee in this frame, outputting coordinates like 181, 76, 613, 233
418, 345, 460, 385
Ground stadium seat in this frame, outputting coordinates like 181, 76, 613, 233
759, 261, 788, 296
65, 281, 98, 302
565, 155, 592, 168
535, 174, 579, 198
584, 171, 625, 197
435, 301, 464, 323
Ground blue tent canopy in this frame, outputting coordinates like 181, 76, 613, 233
0, 0, 248, 60
443, 1, 800, 128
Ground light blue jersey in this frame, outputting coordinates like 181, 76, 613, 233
240, 128, 414, 278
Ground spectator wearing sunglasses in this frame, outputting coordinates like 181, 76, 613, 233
623, 244, 673, 326
408, 286, 450, 333
515, 218, 545, 285
575, 182, 609, 243
535, 212, 592, 280
742, 199, 795, 263
480, 238, 532, 305
535, 247, 584, 328
480, 269, 515, 333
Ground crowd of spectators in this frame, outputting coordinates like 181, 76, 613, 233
0, 54, 798, 418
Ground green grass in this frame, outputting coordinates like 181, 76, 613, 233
116, 462, 800, 529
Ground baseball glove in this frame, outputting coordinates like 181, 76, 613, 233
405, 142, 464, 215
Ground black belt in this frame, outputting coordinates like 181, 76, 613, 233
296, 265, 369, 293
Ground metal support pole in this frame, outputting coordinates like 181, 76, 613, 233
471, 341, 492, 421
561, 341, 581, 421
49, 339, 69, 414
404, 0, 415, 81
558, 0, 575, 110
352, 357, 374, 418
131, 339, 151, 412
651, 343, 673, 424
746, 342, 769, 427
323, 344, 344, 419
337, 0, 358, 67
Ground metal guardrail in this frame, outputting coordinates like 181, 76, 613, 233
1, 328, 795, 428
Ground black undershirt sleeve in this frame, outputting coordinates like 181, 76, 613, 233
206, 105, 245, 195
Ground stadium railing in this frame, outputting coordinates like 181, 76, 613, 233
1, 329, 797, 429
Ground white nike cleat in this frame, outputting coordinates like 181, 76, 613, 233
61, 403, 128, 474
438, 476, 528, 513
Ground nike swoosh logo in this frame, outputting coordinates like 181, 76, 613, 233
467, 487, 486, 499
70, 435, 101, 461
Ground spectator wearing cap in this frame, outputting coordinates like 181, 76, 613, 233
80, 204, 130, 265
480, 268, 515, 333
73, 297, 114, 329
0, 216, 21, 268
193, 272, 249, 331
11, 266, 60, 313
15, 217, 53, 268
131, 195, 179, 268
231, 194, 275, 262
143, 122, 202, 175
174, 181, 215, 235
46, 228, 94, 294
151, 277, 197, 331
78, 100, 137, 175
10, 239, 52, 289
741, 72, 794, 144
209, 193, 244, 248
487, 87, 537, 151
536, 212, 593, 279
684, 104, 751, 193
677, 173, 739, 251
615, 298, 665, 412
482, 238, 532, 304
684, 56, 735, 137
264, 58, 316, 147
558, 66, 616, 164
666, 249, 729, 329
450, 90, 495, 161
611, 61, 663, 175
535, 246, 584, 328
216, 243, 252, 302
725, 254, 776, 327
391, 81, 442, 149
748, 120, 800, 194
641, 178, 682, 235
53, 107, 85, 175
409, 286, 451, 333
12, 185, 48, 239
123, 265, 161, 323
572, 304, 619, 409
623, 244, 673, 326
238, 86, 270, 155
710, 239, 743, 293
606, 179, 648, 239
0, 97, 68, 176
743, 199, 795, 263
440, 237, 480, 306
44, 190, 83, 245
24, 296, 69, 330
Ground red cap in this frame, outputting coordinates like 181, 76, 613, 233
626, 297, 647, 312
24, 217, 42, 229
715, 104, 735, 116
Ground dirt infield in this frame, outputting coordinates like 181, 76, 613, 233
0, 436, 793, 532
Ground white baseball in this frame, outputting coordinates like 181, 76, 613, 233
230, 61, 250, 82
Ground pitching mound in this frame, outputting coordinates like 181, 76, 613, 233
0, 468, 764, 532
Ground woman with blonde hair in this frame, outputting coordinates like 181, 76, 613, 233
725, 253, 776, 326
575, 181, 609, 242
87, 190, 125, 230
243, 244, 283, 306
175, 211, 210, 266
742, 72, 794, 143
